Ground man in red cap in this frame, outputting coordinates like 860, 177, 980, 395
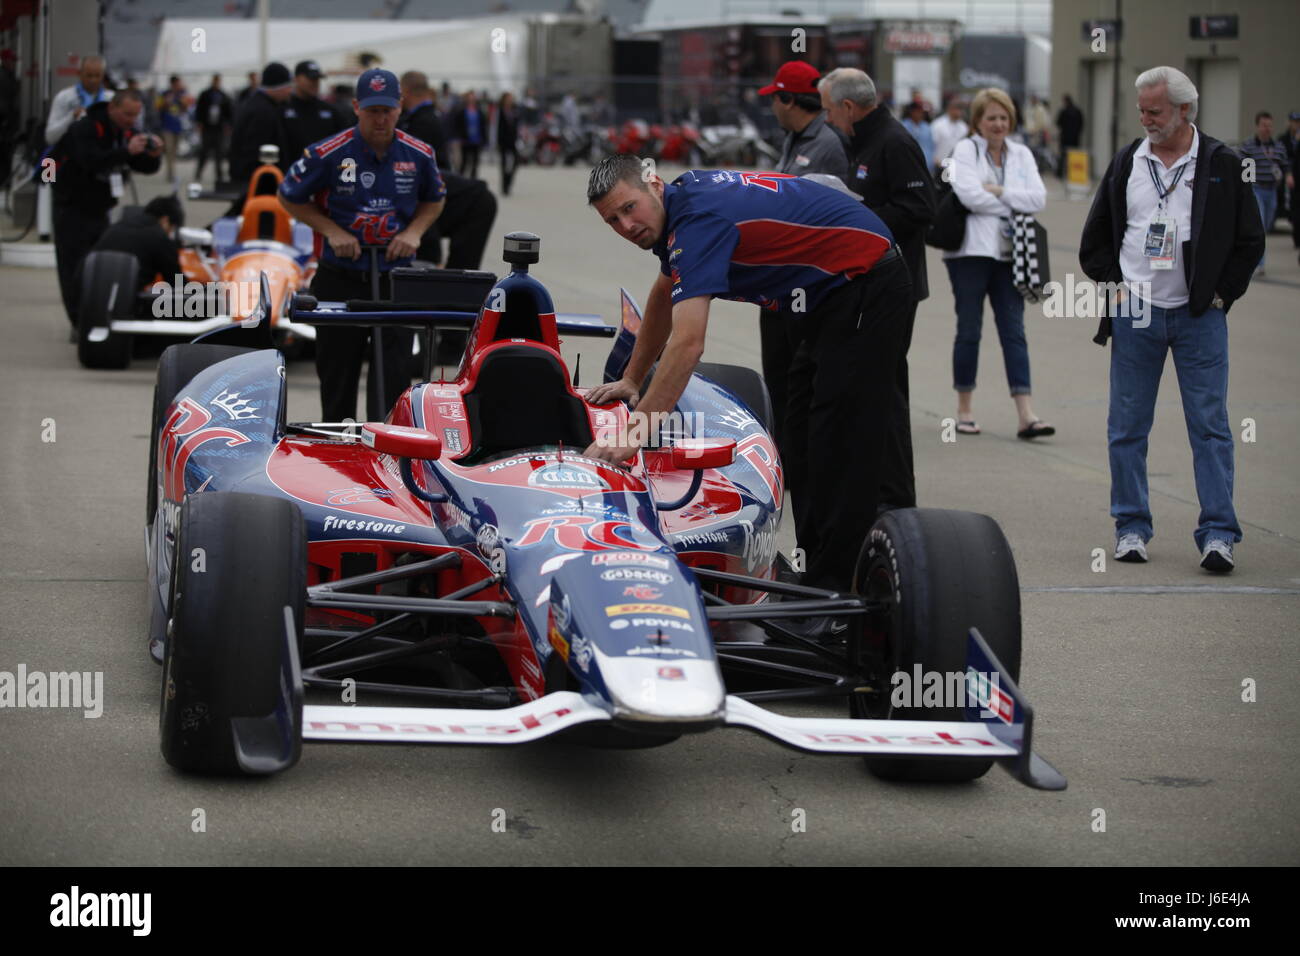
755, 61, 850, 525
760, 61, 849, 182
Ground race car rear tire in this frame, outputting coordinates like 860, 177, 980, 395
147, 343, 256, 525
850, 507, 1021, 783
76, 250, 137, 369
160, 491, 306, 775
695, 362, 774, 433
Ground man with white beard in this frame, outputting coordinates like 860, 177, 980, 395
1079, 66, 1264, 573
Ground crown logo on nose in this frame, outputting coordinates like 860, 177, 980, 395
212, 390, 260, 420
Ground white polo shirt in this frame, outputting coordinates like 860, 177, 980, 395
1121, 126, 1199, 308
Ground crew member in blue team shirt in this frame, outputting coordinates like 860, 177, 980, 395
584, 156, 912, 610
280, 68, 446, 423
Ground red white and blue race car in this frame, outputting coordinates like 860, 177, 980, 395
145, 232, 1064, 789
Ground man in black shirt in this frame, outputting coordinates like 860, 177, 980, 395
1056, 94, 1084, 180
820, 67, 936, 514
398, 72, 448, 162
236, 72, 259, 106
49, 89, 162, 332
194, 74, 232, 185
282, 60, 347, 163
91, 195, 182, 285
228, 62, 293, 209
398, 71, 496, 271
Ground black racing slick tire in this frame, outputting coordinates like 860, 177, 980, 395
160, 492, 306, 775
695, 362, 774, 434
850, 508, 1022, 783
147, 344, 256, 525
76, 250, 137, 369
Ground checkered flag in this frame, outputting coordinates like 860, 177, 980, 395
1011, 212, 1049, 302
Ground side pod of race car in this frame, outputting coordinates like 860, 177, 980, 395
145, 231, 1065, 790
77, 150, 316, 369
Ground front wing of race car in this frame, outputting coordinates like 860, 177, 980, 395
301, 629, 1066, 791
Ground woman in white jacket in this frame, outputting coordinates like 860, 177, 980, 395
943, 87, 1054, 438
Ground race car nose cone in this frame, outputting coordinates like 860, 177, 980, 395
598, 652, 726, 724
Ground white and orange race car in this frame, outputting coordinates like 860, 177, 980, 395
75, 154, 318, 368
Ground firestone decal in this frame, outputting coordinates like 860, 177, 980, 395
322, 514, 407, 535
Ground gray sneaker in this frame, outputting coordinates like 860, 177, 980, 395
1200, 539, 1234, 573
1115, 533, 1148, 563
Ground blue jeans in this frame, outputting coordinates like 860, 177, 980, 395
1108, 300, 1240, 550
945, 256, 1031, 394
1253, 185, 1277, 266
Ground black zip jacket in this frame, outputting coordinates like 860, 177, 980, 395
229, 90, 288, 185
845, 106, 937, 301
50, 101, 161, 213
282, 93, 348, 164
399, 101, 450, 167
195, 87, 232, 130
92, 208, 182, 283
1080, 131, 1265, 344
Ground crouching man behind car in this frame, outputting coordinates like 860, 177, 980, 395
583, 155, 912, 597
91, 195, 183, 286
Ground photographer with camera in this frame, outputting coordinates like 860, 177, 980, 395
48, 88, 162, 337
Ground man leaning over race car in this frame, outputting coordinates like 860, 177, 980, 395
90, 194, 183, 287
583, 155, 912, 605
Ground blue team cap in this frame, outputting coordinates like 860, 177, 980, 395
356, 68, 401, 109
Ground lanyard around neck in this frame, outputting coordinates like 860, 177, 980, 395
1146, 156, 1188, 208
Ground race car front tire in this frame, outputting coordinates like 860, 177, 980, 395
76, 250, 137, 369
850, 507, 1022, 783
159, 491, 306, 775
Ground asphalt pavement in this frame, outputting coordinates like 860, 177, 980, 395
1, 161, 1297, 865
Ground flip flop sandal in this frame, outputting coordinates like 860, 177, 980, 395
956, 420, 981, 435
1018, 420, 1056, 439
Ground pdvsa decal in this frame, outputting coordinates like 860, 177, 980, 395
611, 617, 696, 632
